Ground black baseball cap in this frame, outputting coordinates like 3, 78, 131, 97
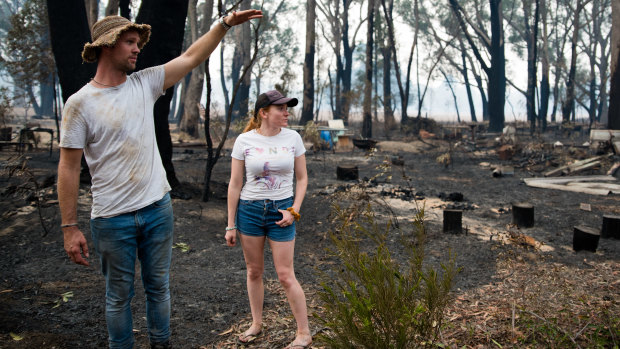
254, 90, 298, 117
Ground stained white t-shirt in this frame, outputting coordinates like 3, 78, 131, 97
231, 128, 306, 200
59, 65, 170, 218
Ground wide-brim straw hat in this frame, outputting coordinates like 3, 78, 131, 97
81, 16, 151, 63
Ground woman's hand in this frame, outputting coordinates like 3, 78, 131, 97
276, 209, 295, 227
225, 229, 237, 246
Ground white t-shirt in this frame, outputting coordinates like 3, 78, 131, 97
231, 128, 306, 200
59, 65, 170, 218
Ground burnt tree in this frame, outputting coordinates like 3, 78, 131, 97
300, 0, 316, 125
609, 0, 620, 129
449, 0, 506, 132
362, 0, 374, 138
136, 0, 189, 192
46, 0, 95, 102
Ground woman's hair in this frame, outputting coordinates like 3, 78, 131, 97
243, 106, 269, 133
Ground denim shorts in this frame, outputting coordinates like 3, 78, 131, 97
236, 197, 295, 242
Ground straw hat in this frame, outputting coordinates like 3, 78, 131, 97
81, 16, 151, 63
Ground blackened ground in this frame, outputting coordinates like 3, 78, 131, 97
0, 129, 618, 348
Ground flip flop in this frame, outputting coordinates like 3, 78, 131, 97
285, 342, 312, 348
237, 330, 262, 344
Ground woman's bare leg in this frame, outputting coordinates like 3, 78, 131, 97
239, 234, 266, 340
270, 239, 312, 347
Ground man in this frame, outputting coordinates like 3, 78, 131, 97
57, 10, 262, 349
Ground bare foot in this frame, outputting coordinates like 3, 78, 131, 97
238, 324, 262, 343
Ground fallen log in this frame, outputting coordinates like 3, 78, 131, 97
523, 175, 617, 185
544, 154, 612, 177
524, 181, 611, 195
522, 175, 618, 195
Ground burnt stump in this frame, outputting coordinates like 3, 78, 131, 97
601, 214, 620, 239
337, 165, 359, 181
573, 225, 600, 252
512, 202, 534, 228
443, 209, 463, 234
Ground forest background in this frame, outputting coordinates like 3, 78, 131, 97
0, 0, 618, 198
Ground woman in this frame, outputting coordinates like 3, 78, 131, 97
226, 90, 312, 348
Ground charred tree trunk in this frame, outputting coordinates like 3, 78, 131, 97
382, 0, 415, 126
84, 0, 98, 31
136, 0, 189, 191
339, 0, 354, 124
539, 0, 550, 132
362, 0, 374, 139
460, 38, 477, 122
231, 0, 251, 122
300, 0, 316, 125
448, 0, 505, 131
47, 0, 95, 103
441, 69, 461, 123
526, 0, 540, 134
609, 0, 620, 129
488, 0, 506, 132
381, 29, 395, 132
39, 75, 55, 116
180, 0, 203, 138
561, 0, 584, 124
105, 0, 119, 16
120, 0, 130, 18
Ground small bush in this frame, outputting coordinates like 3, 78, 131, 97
315, 201, 458, 348
302, 121, 323, 150
0, 87, 13, 127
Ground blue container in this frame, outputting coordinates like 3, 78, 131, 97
320, 130, 333, 148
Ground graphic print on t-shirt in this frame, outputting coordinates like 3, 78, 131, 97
256, 161, 279, 189
248, 146, 296, 190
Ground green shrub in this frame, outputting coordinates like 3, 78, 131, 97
0, 87, 13, 127
315, 201, 457, 348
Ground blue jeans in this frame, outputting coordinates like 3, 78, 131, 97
236, 197, 296, 242
91, 193, 174, 349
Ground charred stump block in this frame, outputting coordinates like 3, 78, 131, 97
443, 209, 463, 234
337, 165, 359, 181
512, 202, 534, 228
601, 215, 620, 239
497, 145, 514, 160
573, 225, 600, 252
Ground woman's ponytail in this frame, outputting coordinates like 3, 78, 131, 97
243, 107, 265, 133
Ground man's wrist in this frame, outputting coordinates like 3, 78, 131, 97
219, 16, 232, 31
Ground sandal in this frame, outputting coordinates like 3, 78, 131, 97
237, 329, 262, 344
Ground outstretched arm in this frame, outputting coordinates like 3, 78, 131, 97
163, 9, 262, 90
